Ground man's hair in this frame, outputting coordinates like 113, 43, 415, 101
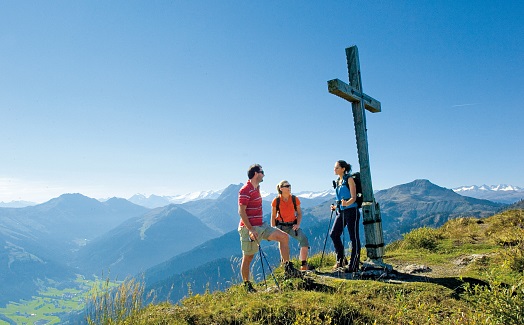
247, 164, 263, 179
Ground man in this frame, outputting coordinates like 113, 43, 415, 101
238, 164, 300, 292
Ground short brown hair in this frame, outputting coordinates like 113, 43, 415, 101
247, 164, 263, 179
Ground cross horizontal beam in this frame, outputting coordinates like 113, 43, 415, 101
327, 79, 381, 113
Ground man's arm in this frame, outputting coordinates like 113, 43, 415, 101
238, 204, 252, 230
239, 204, 258, 240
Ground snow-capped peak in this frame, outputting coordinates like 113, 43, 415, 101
295, 189, 335, 199
168, 189, 223, 203
491, 184, 520, 192
453, 184, 523, 193
261, 189, 335, 201
454, 185, 477, 192
452, 184, 524, 204
128, 189, 224, 208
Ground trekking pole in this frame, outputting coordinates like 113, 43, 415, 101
320, 207, 335, 267
255, 239, 281, 291
258, 248, 268, 289
342, 205, 346, 265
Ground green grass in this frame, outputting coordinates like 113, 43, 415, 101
85, 276, 149, 325
119, 276, 475, 324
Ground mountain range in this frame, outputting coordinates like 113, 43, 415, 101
377, 180, 504, 242
74, 205, 220, 277
0, 179, 520, 319
2, 183, 522, 209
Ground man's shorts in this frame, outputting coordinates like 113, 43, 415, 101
238, 223, 276, 256
277, 225, 310, 248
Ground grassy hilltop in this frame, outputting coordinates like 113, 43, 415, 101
88, 209, 524, 325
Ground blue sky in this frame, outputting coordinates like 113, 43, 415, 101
1, 1, 523, 203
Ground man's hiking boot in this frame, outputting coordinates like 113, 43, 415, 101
284, 261, 302, 278
300, 263, 314, 271
244, 281, 256, 293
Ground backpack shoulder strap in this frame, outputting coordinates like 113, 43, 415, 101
275, 196, 283, 221
343, 174, 350, 189
291, 195, 297, 211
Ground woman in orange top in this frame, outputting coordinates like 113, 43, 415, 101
271, 180, 311, 271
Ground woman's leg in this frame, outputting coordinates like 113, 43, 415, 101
347, 208, 361, 271
330, 212, 345, 263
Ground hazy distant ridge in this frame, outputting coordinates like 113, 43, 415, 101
128, 190, 223, 208
454, 184, 522, 192
126, 187, 335, 209
453, 184, 524, 203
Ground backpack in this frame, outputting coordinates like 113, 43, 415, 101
275, 195, 297, 222
340, 172, 363, 208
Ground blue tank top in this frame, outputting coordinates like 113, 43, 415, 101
336, 176, 357, 210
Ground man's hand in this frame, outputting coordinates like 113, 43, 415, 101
249, 229, 259, 241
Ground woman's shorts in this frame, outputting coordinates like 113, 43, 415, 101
277, 225, 309, 248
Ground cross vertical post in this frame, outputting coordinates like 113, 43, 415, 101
328, 45, 388, 267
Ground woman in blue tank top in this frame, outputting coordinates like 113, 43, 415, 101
330, 160, 361, 272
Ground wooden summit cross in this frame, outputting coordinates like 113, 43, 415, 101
328, 46, 388, 267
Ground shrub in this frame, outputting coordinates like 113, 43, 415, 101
402, 227, 442, 251
502, 243, 524, 272
486, 210, 524, 247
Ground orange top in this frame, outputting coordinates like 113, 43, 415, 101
271, 195, 301, 223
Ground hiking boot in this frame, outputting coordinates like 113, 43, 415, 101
244, 281, 256, 293
284, 261, 302, 278
332, 258, 348, 270
300, 263, 314, 271
344, 266, 359, 273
